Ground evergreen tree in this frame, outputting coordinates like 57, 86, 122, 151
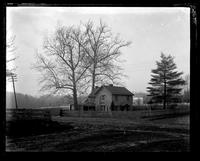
147, 53, 185, 109
182, 74, 190, 103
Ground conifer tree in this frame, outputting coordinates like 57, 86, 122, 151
147, 53, 185, 109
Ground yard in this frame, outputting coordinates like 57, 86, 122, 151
6, 109, 190, 152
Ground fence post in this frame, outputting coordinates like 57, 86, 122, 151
59, 109, 63, 117
149, 104, 151, 116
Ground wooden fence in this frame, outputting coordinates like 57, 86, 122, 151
6, 109, 51, 121
59, 107, 189, 119
6, 105, 189, 121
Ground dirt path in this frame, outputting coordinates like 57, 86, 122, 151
6, 116, 189, 152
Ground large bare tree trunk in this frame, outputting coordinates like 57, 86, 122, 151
91, 64, 96, 92
73, 86, 78, 110
72, 67, 78, 110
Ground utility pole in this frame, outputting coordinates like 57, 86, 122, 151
10, 74, 18, 109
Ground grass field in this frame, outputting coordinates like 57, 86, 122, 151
6, 110, 190, 152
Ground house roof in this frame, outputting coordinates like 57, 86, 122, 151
88, 87, 101, 98
104, 86, 134, 96
89, 85, 134, 97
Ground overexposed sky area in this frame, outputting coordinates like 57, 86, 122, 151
6, 7, 190, 96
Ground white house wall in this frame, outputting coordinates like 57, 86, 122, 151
95, 87, 112, 111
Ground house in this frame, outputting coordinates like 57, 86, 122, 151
133, 97, 144, 105
83, 84, 134, 111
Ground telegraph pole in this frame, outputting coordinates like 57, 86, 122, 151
10, 74, 18, 109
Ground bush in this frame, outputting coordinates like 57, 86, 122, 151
6, 119, 73, 138
132, 105, 149, 110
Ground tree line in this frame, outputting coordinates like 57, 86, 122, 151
6, 92, 86, 109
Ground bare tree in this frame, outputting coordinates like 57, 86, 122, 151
6, 34, 18, 109
34, 26, 90, 110
34, 20, 131, 108
73, 20, 131, 92
6, 34, 17, 76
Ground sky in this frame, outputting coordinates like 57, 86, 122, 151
6, 7, 190, 96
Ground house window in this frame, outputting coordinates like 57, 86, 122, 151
127, 96, 130, 101
100, 95, 106, 104
101, 95, 105, 101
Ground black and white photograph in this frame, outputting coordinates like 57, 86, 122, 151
6, 6, 190, 152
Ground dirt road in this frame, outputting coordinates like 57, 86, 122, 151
6, 115, 189, 152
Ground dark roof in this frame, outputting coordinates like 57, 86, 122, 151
104, 86, 134, 95
88, 85, 134, 98
90, 85, 134, 96
88, 87, 101, 98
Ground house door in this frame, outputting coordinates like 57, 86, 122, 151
99, 95, 106, 111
